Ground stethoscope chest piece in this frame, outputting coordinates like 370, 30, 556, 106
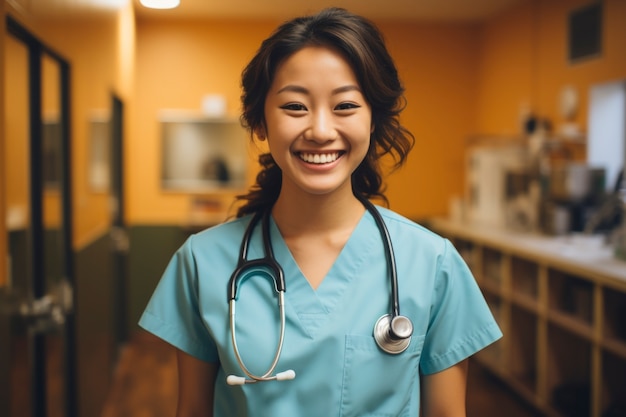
374, 314, 413, 354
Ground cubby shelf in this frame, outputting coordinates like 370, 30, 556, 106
480, 280, 502, 297
511, 294, 540, 313
603, 338, 626, 361
428, 218, 626, 417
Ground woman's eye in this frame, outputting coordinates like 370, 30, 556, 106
335, 102, 361, 111
280, 103, 307, 111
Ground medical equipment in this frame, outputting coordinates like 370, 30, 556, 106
226, 197, 413, 385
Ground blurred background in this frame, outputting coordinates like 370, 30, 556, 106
1, 0, 625, 416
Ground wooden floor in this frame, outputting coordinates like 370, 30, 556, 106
101, 331, 541, 417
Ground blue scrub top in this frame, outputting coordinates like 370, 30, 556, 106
139, 206, 502, 416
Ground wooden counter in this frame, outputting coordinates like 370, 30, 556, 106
427, 218, 626, 417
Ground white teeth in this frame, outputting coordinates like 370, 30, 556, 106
299, 152, 340, 164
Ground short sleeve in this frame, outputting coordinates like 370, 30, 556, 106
419, 239, 502, 374
138, 235, 218, 362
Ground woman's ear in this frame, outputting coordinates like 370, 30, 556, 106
370, 123, 375, 134
254, 124, 267, 141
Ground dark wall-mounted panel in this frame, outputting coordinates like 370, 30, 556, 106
568, 2, 603, 63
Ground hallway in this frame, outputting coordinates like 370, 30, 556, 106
101, 331, 540, 417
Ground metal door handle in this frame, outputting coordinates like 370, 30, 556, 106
1, 280, 73, 334
110, 226, 129, 253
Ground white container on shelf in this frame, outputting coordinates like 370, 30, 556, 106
465, 143, 528, 227
201, 94, 227, 117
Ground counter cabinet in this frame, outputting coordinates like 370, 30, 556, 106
429, 219, 626, 417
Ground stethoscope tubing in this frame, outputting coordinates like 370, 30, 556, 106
228, 291, 287, 384
227, 209, 291, 384
357, 196, 401, 318
228, 211, 285, 300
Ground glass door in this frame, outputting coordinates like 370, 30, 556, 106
1, 16, 76, 417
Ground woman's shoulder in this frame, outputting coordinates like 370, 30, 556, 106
375, 206, 450, 254
184, 215, 252, 248
376, 207, 443, 238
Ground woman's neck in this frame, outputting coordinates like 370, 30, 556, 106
271, 189, 366, 238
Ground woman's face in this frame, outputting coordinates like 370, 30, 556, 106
262, 46, 372, 199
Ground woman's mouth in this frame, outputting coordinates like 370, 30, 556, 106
298, 152, 341, 164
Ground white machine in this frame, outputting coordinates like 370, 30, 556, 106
465, 143, 529, 227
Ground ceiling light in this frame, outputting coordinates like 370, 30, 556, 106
139, 0, 180, 9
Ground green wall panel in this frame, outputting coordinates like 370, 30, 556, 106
74, 232, 116, 417
127, 226, 189, 334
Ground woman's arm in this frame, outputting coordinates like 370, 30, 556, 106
421, 359, 469, 417
175, 348, 219, 417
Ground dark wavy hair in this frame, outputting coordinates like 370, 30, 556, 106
236, 7, 414, 217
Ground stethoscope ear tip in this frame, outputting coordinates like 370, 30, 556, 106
226, 370, 295, 385
276, 369, 296, 381
227, 375, 247, 386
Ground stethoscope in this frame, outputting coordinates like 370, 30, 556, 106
226, 196, 413, 386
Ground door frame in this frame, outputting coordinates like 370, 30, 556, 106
110, 93, 128, 348
4, 15, 77, 417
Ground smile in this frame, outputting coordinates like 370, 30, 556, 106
298, 152, 341, 164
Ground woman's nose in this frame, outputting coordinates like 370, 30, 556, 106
305, 110, 337, 142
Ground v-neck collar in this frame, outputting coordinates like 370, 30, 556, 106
266, 210, 379, 337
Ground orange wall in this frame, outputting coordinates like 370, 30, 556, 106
130, 18, 479, 223
476, 0, 626, 136
4, 34, 66, 231
4, 0, 625, 251
3, 34, 30, 230
131, 18, 281, 224
380, 22, 479, 217
475, 1, 536, 135
36, 13, 131, 246
0, 0, 5, 287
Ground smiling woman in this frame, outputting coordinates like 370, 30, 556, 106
139, 7, 502, 417
261, 46, 373, 201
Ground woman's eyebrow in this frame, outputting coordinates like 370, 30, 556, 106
275, 84, 362, 95
276, 85, 308, 94
331, 85, 362, 95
